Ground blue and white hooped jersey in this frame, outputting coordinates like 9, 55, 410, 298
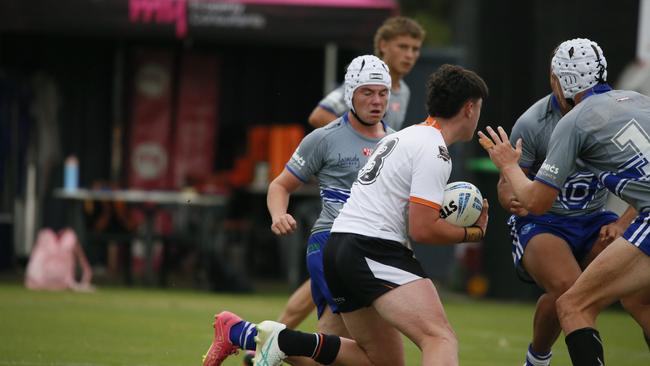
510, 94, 608, 216
286, 113, 391, 234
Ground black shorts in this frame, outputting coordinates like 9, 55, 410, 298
323, 232, 428, 313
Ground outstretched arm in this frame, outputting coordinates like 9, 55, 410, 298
479, 126, 557, 215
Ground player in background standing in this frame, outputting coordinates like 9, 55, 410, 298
308, 16, 424, 131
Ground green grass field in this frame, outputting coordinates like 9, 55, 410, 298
0, 283, 647, 365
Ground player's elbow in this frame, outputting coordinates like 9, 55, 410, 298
409, 228, 428, 244
307, 109, 324, 128
307, 115, 320, 128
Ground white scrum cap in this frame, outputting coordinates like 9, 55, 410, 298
344, 55, 391, 110
552, 38, 607, 99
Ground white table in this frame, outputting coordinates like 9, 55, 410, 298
54, 188, 230, 286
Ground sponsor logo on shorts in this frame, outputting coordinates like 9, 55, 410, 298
521, 223, 535, 235
332, 297, 346, 304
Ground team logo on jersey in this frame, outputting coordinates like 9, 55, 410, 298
437, 146, 451, 162
362, 147, 373, 156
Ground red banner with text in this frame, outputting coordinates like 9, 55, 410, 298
128, 48, 174, 189
171, 52, 220, 188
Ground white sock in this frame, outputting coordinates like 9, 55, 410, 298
525, 343, 552, 366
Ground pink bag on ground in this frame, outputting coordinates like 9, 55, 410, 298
25, 227, 94, 291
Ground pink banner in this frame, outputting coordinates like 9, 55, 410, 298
128, 49, 174, 189
171, 52, 220, 188
217, 0, 395, 8
129, 0, 187, 38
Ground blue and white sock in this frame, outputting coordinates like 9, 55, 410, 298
524, 343, 552, 366
229, 321, 258, 351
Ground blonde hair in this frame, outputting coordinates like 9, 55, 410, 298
373, 17, 425, 58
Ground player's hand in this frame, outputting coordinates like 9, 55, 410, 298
477, 126, 522, 170
474, 198, 489, 235
509, 198, 529, 216
598, 220, 627, 244
271, 213, 297, 235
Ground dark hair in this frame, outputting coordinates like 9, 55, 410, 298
426, 64, 489, 118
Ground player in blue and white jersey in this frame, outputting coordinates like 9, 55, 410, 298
201, 55, 396, 366
499, 87, 641, 365
481, 38, 650, 366
308, 16, 424, 131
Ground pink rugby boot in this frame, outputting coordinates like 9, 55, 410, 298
202, 311, 243, 366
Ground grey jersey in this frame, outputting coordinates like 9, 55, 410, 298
286, 113, 392, 233
318, 81, 410, 130
537, 89, 650, 213
511, 94, 608, 216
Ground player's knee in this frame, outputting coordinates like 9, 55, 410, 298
418, 322, 458, 350
556, 291, 580, 322
621, 296, 647, 317
545, 277, 577, 297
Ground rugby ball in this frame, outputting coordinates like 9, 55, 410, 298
440, 181, 483, 227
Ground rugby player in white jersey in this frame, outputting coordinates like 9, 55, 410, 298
202, 55, 399, 366
244, 64, 490, 366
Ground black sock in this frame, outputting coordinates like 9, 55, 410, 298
565, 327, 604, 366
278, 329, 341, 364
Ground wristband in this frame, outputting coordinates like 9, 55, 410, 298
463, 226, 484, 242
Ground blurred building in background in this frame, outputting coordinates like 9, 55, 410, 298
0, 0, 645, 298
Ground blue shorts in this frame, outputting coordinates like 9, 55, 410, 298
508, 210, 619, 281
306, 230, 338, 318
623, 212, 650, 256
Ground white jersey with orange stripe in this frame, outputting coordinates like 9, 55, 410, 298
331, 117, 451, 245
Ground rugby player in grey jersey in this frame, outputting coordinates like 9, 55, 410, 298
249, 64, 489, 366
308, 16, 424, 131
202, 55, 398, 366
269, 17, 425, 348
480, 38, 650, 366
498, 45, 647, 365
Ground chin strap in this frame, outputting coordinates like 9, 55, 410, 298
351, 109, 376, 126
